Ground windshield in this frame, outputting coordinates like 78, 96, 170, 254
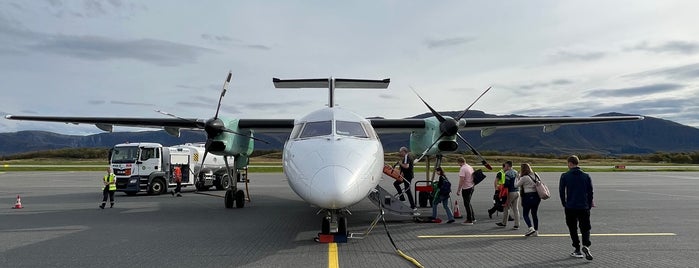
336, 120, 368, 138
298, 121, 332, 138
110, 146, 140, 163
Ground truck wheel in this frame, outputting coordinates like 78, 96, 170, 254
235, 190, 245, 208
148, 179, 166, 195
216, 174, 230, 190
195, 181, 208, 191
321, 217, 330, 234
224, 190, 234, 208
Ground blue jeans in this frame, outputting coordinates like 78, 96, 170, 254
521, 192, 541, 230
431, 195, 453, 221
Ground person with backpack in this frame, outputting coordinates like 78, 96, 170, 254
496, 161, 520, 230
456, 157, 476, 225
516, 163, 541, 236
430, 167, 455, 223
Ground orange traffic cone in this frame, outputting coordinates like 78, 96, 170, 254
12, 195, 23, 209
453, 199, 462, 219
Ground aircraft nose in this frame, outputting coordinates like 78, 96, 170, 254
310, 165, 358, 209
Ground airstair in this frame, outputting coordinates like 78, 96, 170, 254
367, 185, 420, 217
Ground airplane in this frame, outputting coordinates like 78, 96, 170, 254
5, 72, 643, 235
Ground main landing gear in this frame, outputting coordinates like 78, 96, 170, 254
223, 157, 245, 209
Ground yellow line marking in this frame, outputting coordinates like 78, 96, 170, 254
418, 233, 676, 238
328, 243, 339, 268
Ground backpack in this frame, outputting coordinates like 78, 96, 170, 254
532, 173, 550, 200
439, 177, 452, 196
472, 169, 486, 185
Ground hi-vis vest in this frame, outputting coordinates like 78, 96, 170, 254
104, 173, 116, 191
496, 169, 506, 185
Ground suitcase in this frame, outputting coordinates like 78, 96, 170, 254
383, 164, 404, 182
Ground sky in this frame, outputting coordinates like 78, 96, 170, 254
2, 0, 699, 135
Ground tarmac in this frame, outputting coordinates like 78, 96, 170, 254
1, 171, 698, 267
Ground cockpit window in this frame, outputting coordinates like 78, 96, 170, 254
298, 121, 332, 138
336, 120, 368, 138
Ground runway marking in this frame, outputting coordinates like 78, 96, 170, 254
328, 243, 339, 268
418, 233, 676, 239
616, 189, 699, 199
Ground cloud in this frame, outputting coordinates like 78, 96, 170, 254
378, 93, 398, 100
200, 33, 271, 50
518, 79, 574, 90
627, 40, 699, 55
36, 0, 145, 19
625, 62, 699, 81
110, 100, 153, 106
583, 83, 683, 98
549, 50, 606, 62
30, 35, 215, 66
88, 100, 106, 105
425, 37, 475, 49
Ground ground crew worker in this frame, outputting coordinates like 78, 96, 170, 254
100, 167, 116, 209
171, 166, 183, 197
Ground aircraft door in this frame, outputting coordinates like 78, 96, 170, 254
138, 147, 161, 177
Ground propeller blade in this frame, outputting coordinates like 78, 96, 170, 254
410, 86, 445, 122
220, 128, 270, 144
455, 86, 492, 121
197, 149, 209, 182
214, 71, 233, 119
414, 133, 445, 163
456, 133, 492, 170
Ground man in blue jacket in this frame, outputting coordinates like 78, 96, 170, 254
559, 155, 594, 261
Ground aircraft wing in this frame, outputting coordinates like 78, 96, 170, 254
4, 115, 295, 133
369, 115, 644, 134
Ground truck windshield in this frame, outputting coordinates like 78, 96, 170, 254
111, 146, 139, 163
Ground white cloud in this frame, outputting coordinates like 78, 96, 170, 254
2, 0, 699, 135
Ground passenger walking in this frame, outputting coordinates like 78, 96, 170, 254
516, 163, 541, 236
100, 167, 116, 209
560, 155, 594, 260
496, 161, 520, 229
487, 163, 508, 219
455, 157, 476, 225
430, 167, 454, 223
393, 147, 416, 210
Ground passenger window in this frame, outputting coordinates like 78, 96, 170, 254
336, 121, 368, 138
299, 121, 332, 138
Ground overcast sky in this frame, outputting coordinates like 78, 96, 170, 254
2, 0, 699, 135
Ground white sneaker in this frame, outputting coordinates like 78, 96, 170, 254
582, 246, 593, 260
525, 227, 536, 236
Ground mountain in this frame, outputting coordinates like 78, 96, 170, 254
2, 111, 698, 156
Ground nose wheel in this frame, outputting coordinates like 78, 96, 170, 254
320, 210, 347, 235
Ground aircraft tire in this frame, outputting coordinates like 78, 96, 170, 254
235, 189, 245, 208
321, 217, 330, 235
224, 190, 234, 208
338, 217, 347, 235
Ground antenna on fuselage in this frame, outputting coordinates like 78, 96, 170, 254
272, 77, 391, 107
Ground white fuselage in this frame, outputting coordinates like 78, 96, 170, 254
282, 107, 384, 209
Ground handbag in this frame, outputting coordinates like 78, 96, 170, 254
532, 173, 550, 200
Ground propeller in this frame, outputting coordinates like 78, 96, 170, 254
411, 86, 493, 170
